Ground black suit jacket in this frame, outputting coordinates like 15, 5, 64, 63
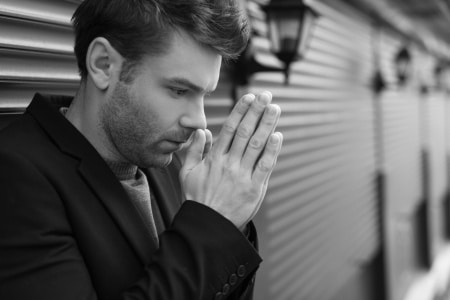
0, 94, 262, 300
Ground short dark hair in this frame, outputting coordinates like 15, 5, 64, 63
72, 0, 249, 81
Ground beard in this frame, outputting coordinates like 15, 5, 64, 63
98, 81, 176, 168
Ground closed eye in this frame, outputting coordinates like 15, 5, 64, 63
169, 87, 188, 96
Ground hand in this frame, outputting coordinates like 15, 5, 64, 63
179, 92, 283, 230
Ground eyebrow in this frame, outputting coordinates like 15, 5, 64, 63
164, 77, 215, 95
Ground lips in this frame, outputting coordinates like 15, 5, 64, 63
171, 139, 188, 144
163, 131, 195, 152
171, 132, 195, 145
167, 139, 188, 145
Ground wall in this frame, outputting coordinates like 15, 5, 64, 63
245, 0, 450, 300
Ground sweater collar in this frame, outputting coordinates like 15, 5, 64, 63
105, 160, 138, 181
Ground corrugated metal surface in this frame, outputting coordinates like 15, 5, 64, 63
250, 1, 379, 299
0, 0, 232, 133
414, 51, 449, 261
422, 90, 448, 259
378, 30, 423, 300
0, 0, 79, 111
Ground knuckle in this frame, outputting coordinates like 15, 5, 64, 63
236, 125, 252, 138
222, 121, 236, 134
257, 159, 272, 172
224, 160, 239, 174
266, 148, 278, 159
251, 103, 266, 114
261, 117, 275, 127
248, 137, 264, 150
236, 102, 250, 114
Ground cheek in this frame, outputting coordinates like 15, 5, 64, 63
132, 83, 188, 134
130, 105, 161, 139
138, 98, 184, 130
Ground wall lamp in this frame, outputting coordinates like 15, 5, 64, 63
371, 69, 386, 95
434, 60, 450, 91
233, 0, 319, 87
394, 46, 412, 86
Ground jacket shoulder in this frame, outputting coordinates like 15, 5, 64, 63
0, 113, 54, 155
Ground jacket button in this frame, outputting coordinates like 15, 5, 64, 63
222, 283, 231, 295
237, 265, 246, 277
229, 273, 238, 285
215, 292, 224, 300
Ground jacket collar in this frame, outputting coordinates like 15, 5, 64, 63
27, 93, 158, 263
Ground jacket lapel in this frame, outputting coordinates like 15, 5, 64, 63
78, 156, 159, 263
144, 163, 184, 229
27, 93, 157, 264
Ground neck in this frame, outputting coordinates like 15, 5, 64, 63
66, 80, 125, 163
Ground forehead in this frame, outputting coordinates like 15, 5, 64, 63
139, 30, 222, 92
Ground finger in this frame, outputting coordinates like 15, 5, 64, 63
212, 93, 255, 155
252, 132, 283, 184
227, 91, 272, 160
203, 129, 212, 158
180, 129, 206, 175
241, 104, 280, 171
261, 136, 282, 195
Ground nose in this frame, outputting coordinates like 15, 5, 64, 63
179, 99, 207, 131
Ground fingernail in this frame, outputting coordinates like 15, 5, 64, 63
195, 129, 201, 140
267, 105, 277, 116
242, 94, 255, 105
257, 92, 271, 105
270, 134, 279, 144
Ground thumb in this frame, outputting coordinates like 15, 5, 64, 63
180, 129, 206, 176
203, 129, 212, 158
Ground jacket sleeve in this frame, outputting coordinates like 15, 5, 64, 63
0, 151, 262, 300
123, 201, 262, 300
224, 222, 259, 300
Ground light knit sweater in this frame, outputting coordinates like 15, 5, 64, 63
105, 160, 159, 246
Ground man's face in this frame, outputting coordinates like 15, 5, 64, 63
99, 30, 222, 168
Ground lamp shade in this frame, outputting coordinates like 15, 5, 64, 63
264, 0, 318, 66
395, 47, 411, 85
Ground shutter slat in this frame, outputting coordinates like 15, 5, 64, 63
0, 16, 74, 54
0, 0, 76, 25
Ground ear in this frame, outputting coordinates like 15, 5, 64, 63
85, 37, 123, 90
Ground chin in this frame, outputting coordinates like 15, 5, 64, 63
159, 155, 173, 168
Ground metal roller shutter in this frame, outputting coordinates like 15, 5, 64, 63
0, 0, 79, 111
422, 89, 448, 259
377, 30, 423, 300
446, 95, 450, 237
249, 1, 379, 299
415, 50, 449, 261
0, 0, 232, 132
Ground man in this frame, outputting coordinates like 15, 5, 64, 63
0, 0, 282, 299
